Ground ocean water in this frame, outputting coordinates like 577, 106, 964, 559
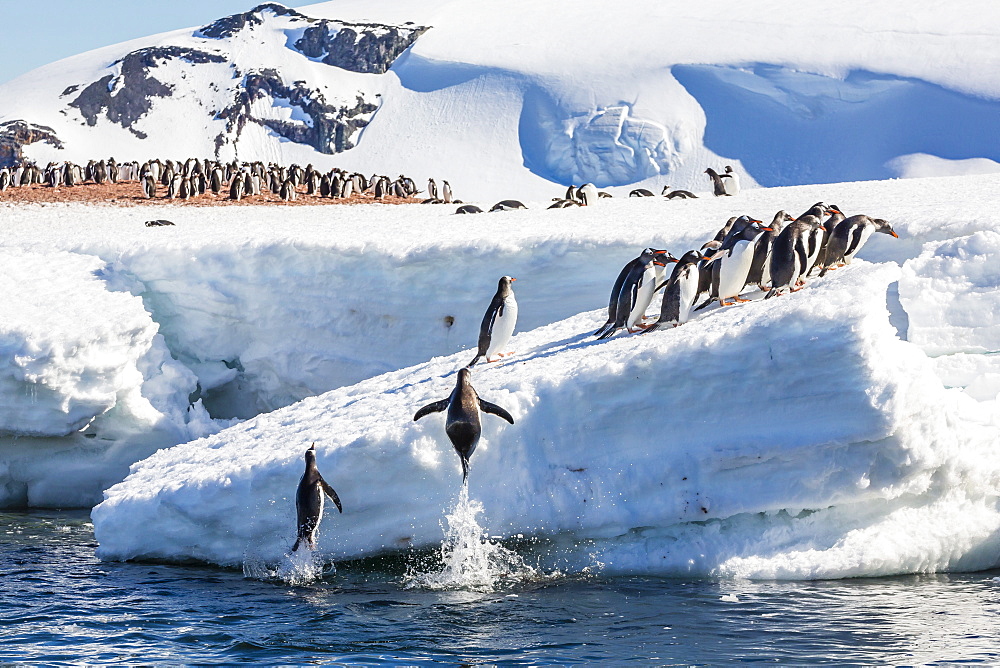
5, 507, 1000, 664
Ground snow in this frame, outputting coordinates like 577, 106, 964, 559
1, 0, 999, 579
1, 1, 998, 199
1, 169, 994, 578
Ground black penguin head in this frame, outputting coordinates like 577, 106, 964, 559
305, 443, 317, 466
457, 367, 473, 386
874, 219, 899, 238
499, 275, 516, 293
724, 165, 733, 173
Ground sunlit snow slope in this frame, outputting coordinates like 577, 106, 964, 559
1, 1, 999, 198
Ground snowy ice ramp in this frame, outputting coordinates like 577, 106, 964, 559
92, 263, 1000, 578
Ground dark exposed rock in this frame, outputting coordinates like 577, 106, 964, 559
294, 21, 428, 74
0, 120, 63, 168
199, 3, 307, 39
67, 47, 227, 137
217, 69, 378, 154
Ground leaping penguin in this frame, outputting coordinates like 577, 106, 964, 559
469, 276, 518, 366
413, 368, 514, 483
292, 443, 343, 552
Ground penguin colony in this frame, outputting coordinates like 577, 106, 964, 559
0, 157, 455, 206
25, 160, 881, 554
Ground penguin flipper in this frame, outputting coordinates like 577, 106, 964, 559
467, 354, 483, 367
319, 476, 343, 513
479, 399, 514, 424
594, 320, 614, 337
641, 322, 661, 334
765, 288, 778, 300
292, 537, 303, 552
693, 297, 712, 312
597, 327, 620, 340
413, 399, 449, 421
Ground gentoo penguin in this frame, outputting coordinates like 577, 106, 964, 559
548, 199, 582, 209
820, 216, 898, 276
455, 204, 484, 214
292, 443, 343, 552
229, 174, 243, 201
469, 276, 518, 366
747, 210, 794, 290
598, 191, 613, 198
489, 200, 527, 211
594, 248, 670, 337
565, 185, 578, 202
413, 367, 514, 483
645, 250, 707, 332
578, 183, 598, 206
704, 168, 727, 196
720, 166, 741, 196
697, 216, 769, 308
765, 215, 825, 298
428, 178, 438, 200
808, 206, 845, 276
662, 186, 698, 199
442, 180, 453, 203
598, 248, 674, 339
142, 174, 156, 199
629, 188, 655, 197
144, 219, 175, 227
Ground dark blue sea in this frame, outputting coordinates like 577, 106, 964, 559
4, 509, 1000, 664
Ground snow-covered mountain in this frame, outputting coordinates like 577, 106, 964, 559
1, 1, 999, 199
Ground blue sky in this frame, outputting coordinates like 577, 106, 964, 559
0, 1, 302, 85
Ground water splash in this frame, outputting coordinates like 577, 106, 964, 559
243, 547, 334, 586
403, 485, 540, 592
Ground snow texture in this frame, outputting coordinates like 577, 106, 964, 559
0, 171, 986, 579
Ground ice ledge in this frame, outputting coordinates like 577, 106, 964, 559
93, 263, 1000, 577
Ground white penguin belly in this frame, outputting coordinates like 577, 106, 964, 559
676, 267, 700, 324
723, 173, 741, 196
485, 297, 518, 358
717, 240, 756, 299
627, 266, 657, 329
844, 225, 875, 263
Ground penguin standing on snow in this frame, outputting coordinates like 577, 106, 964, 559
577, 183, 599, 206
414, 367, 514, 483
442, 180, 453, 204
704, 168, 727, 196
469, 276, 518, 366
428, 178, 438, 200
808, 205, 845, 276
645, 250, 707, 332
599, 248, 674, 339
747, 211, 794, 290
292, 443, 343, 552
594, 248, 670, 337
720, 165, 741, 196
696, 216, 769, 309
820, 216, 898, 276
765, 215, 826, 298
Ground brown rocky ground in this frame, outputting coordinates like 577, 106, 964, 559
0, 181, 422, 206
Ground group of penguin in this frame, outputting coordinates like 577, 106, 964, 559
596, 202, 898, 338
292, 275, 520, 552
0, 157, 453, 205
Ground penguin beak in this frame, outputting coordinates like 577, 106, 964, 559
818, 226, 827, 231
511, 277, 517, 282
760, 226, 773, 232
889, 230, 899, 238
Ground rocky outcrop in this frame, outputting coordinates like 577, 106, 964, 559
0, 120, 63, 167
198, 3, 307, 39
66, 47, 228, 138
218, 70, 378, 154
294, 21, 428, 74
